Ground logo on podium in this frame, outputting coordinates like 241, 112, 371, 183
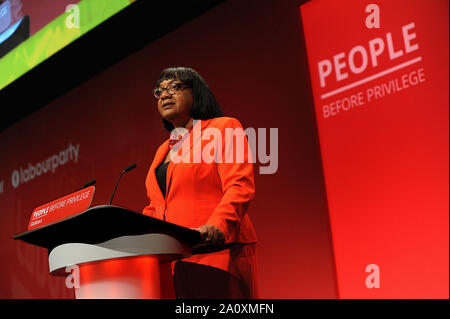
28, 186, 95, 230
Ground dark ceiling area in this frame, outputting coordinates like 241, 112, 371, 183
0, 0, 225, 132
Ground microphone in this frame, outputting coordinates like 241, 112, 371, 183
109, 163, 137, 205
75, 179, 96, 191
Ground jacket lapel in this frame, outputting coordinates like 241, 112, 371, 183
165, 118, 213, 198
148, 139, 170, 204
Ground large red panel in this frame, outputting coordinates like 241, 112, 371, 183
0, 0, 337, 298
301, 0, 449, 298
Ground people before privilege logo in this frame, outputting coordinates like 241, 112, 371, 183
317, 22, 425, 119
11, 143, 80, 189
28, 186, 93, 230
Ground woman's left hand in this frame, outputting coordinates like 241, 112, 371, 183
194, 224, 225, 245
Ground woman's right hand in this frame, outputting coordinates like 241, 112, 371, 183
193, 224, 225, 245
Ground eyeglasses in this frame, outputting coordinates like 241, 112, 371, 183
153, 80, 190, 99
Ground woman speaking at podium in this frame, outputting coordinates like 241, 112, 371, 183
142, 66, 258, 298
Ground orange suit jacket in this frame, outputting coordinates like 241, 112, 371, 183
142, 116, 258, 296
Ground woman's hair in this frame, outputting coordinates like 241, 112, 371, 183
155, 66, 224, 131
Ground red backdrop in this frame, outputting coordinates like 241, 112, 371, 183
0, 0, 338, 298
0, 0, 447, 299
301, 0, 448, 298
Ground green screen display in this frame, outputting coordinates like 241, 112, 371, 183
0, 0, 133, 90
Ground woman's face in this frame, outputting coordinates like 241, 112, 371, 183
156, 78, 193, 128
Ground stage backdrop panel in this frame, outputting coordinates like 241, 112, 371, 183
0, 0, 338, 298
301, 0, 449, 298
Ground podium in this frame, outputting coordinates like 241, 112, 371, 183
13, 205, 203, 299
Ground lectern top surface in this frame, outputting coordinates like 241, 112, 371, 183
13, 205, 202, 250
